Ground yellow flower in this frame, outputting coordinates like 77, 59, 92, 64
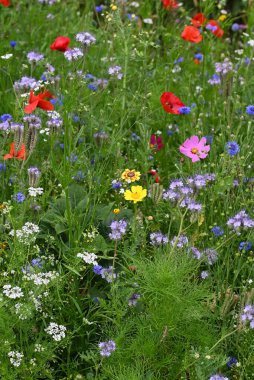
218, 15, 227, 21
121, 169, 141, 182
124, 186, 147, 204
110, 4, 117, 11
113, 208, 120, 214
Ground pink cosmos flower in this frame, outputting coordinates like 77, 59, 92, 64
179, 136, 210, 162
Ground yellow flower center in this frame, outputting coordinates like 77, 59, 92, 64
132, 192, 140, 199
191, 148, 198, 154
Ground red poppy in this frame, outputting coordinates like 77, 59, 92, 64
50, 36, 70, 52
24, 89, 54, 114
181, 26, 202, 43
161, 0, 179, 10
191, 13, 207, 27
194, 58, 201, 65
207, 20, 224, 38
4, 143, 25, 160
0, 0, 10, 6
160, 92, 185, 114
148, 169, 161, 183
150, 134, 164, 151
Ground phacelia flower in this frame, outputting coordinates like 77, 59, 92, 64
27, 51, 44, 63
109, 220, 127, 240
108, 66, 123, 79
150, 231, 169, 246
203, 248, 218, 265
227, 210, 254, 230
179, 136, 210, 163
64, 48, 83, 61
50, 36, 70, 52
215, 58, 233, 74
170, 235, 188, 248
160, 92, 185, 114
225, 141, 240, 156
124, 186, 147, 203
128, 293, 140, 306
98, 340, 116, 357
181, 26, 202, 43
121, 169, 141, 183
76, 32, 96, 46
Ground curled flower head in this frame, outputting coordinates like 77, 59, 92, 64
179, 136, 210, 163
181, 26, 202, 43
124, 186, 147, 203
50, 36, 70, 52
160, 92, 185, 114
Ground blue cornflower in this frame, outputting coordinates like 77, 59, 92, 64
87, 83, 97, 91
40, 74, 47, 81
50, 97, 63, 106
227, 356, 237, 368
205, 135, 213, 144
72, 114, 80, 123
246, 105, 254, 116
112, 180, 122, 190
174, 57, 184, 64
231, 23, 240, 32
0, 114, 12, 122
10, 41, 17, 47
131, 132, 140, 141
211, 226, 224, 237
0, 164, 6, 172
72, 170, 85, 182
85, 73, 94, 80
66, 154, 78, 162
225, 141, 240, 155
13, 192, 26, 203
179, 106, 191, 115
194, 53, 203, 60
239, 241, 252, 251
95, 5, 105, 12
93, 265, 103, 275
59, 143, 64, 150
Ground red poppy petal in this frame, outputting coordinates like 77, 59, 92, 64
37, 99, 54, 111
24, 100, 39, 114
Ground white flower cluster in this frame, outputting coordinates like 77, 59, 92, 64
8, 351, 24, 367
77, 251, 98, 265
23, 271, 59, 285
45, 322, 66, 341
28, 187, 44, 197
34, 343, 45, 352
3, 285, 24, 299
15, 302, 32, 320
9, 222, 40, 245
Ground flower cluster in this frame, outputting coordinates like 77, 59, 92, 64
45, 322, 66, 341
109, 220, 128, 240
77, 251, 98, 265
9, 222, 40, 245
98, 340, 116, 357
150, 231, 169, 246
227, 210, 254, 231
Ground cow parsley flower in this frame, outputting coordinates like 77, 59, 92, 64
45, 322, 66, 341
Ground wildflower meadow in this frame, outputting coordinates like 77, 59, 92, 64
1, 0, 254, 378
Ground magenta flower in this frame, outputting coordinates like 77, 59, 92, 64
179, 136, 210, 163
150, 134, 164, 151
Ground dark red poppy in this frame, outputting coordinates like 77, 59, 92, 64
160, 92, 185, 115
4, 143, 25, 160
24, 89, 54, 114
148, 169, 161, 183
150, 134, 164, 151
161, 0, 179, 10
50, 36, 70, 52
207, 20, 224, 38
181, 26, 202, 43
191, 13, 207, 27
0, 0, 10, 6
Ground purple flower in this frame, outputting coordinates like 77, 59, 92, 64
150, 231, 169, 246
100, 266, 116, 283
47, 118, 63, 129
200, 271, 209, 279
209, 375, 229, 380
208, 74, 221, 85
23, 115, 41, 129
225, 141, 240, 155
191, 247, 202, 260
64, 48, 83, 61
179, 106, 191, 115
109, 220, 127, 240
227, 210, 254, 230
239, 241, 252, 251
112, 180, 122, 190
171, 235, 188, 248
1, 114, 12, 122
27, 51, 44, 63
246, 105, 254, 116
203, 248, 218, 265
14, 76, 38, 92
108, 66, 123, 80
13, 192, 26, 203
128, 293, 140, 306
227, 356, 237, 368
76, 32, 96, 46
93, 265, 103, 275
98, 340, 116, 357
215, 58, 233, 75
211, 226, 224, 237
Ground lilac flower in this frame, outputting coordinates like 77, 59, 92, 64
98, 340, 116, 357
215, 58, 233, 74
150, 231, 169, 246
27, 52, 44, 63
64, 48, 83, 61
108, 66, 123, 80
14, 76, 38, 92
87, 83, 97, 91
209, 375, 229, 380
211, 226, 224, 237
93, 265, 103, 275
23, 115, 41, 129
131, 133, 140, 141
47, 118, 63, 129
72, 171, 85, 182
128, 293, 140, 306
225, 141, 240, 155
208, 74, 221, 85
38, 0, 57, 4
200, 271, 209, 279
227, 210, 254, 230
95, 5, 106, 12
100, 266, 116, 283
170, 235, 188, 248
227, 356, 237, 368
112, 180, 122, 190
191, 247, 202, 260
241, 304, 254, 328
76, 32, 96, 46
203, 248, 218, 265
13, 192, 26, 203
109, 220, 127, 240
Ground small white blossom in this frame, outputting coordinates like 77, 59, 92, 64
8, 351, 24, 367
45, 322, 66, 341
77, 252, 98, 265
28, 187, 44, 197
1, 53, 13, 60
3, 285, 24, 299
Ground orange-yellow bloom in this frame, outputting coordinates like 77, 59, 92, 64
124, 186, 147, 204
121, 169, 141, 182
